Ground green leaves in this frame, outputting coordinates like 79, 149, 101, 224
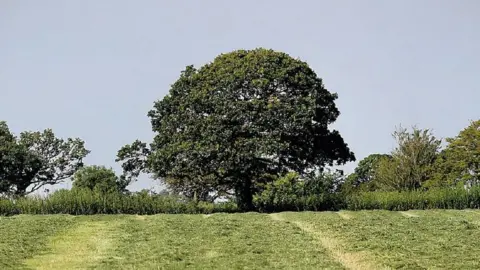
430, 120, 480, 187
72, 165, 127, 194
118, 48, 355, 209
0, 121, 89, 196
116, 140, 150, 183
347, 121, 480, 192
253, 169, 345, 212
343, 154, 391, 193
19, 129, 89, 183
374, 126, 441, 191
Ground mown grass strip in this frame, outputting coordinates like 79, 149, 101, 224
286, 210, 480, 269
336, 211, 354, 220
0, 215, 76, 269
24, 217, 126, 269
399, 211, 419, 218
95, 213, 344, 269
271, 213, 384, 270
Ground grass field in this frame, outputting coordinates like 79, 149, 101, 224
2, 210, 480, 269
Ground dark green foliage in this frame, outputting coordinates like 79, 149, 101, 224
0, 189, 238, 216
253, 170, 345, 212
72, 165, 129, 194
343, 154, 391, 193
428, 120, 480, 188
117, 48, 355, 210
253, 172, 303, 211
115, 140, 150, 184
0, 121, 89, 196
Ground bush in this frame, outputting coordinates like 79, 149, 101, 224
253, 172, 344, 212
72, 165, 129, 194
253, 172, 302, 212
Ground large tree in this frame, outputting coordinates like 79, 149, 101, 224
0, 121, 89, 196
117, 48, 355, 210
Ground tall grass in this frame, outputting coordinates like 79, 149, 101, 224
346, 187, 480, 211
254, 186, 480, 212
2, 187, 480, 216
0, 189, 238, 216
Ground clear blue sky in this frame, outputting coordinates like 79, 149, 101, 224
1, 0, 479, 192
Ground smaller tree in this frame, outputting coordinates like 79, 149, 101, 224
343, 154, 391, 193
72, 165, 129, 194
375, 126, 441, 191
303, 168, 346, 195
429, 120, 480, 188
0, 121, 89, 196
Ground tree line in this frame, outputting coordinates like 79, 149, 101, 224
1, 48, 478, 212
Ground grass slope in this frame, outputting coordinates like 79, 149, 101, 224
0, 215, 76, 269
96, 213, 342, 269
25, 216, 126, 269
1, 210, 480, 269
282, 210, 480, 269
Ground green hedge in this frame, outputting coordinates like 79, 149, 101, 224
2, 187, 480, 216
254, 185, 480, 212
253, 193, 343, 212
346, 187, 480, 211
0, 189, 238, 216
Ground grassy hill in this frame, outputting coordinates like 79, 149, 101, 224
2, 210, 480, 269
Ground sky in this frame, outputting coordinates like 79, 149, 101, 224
1, 0, 479, 193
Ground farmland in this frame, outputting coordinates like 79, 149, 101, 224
2, 210, 480, 269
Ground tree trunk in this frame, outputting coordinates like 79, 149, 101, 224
235, 177, 254, 211
14, 182, 29, 197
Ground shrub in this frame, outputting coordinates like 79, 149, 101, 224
72, 165, 129, 194
253, 171, 344, 212
253, 172, 302, 212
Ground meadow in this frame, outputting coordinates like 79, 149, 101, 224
2, 210, 480, 269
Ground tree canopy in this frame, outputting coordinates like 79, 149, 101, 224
430, 120, 480, 187
117, 48, 355, 209
0, 121, 89, 196
374, 126, 441, 191
72, 165, 129, 194
344, 153, 391, 192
